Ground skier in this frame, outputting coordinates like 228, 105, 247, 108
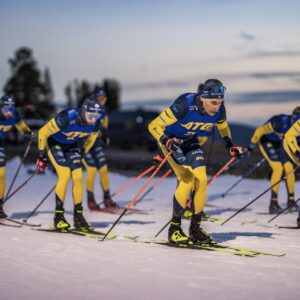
248, 107, 300, 213
148, 79, 245, 244
82, 89, 118, 210
281, 110, 300, 226
0, 95, 32, 218
37, 98, 104, 230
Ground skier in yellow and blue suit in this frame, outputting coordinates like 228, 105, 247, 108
0, 95, 31, 218
82, 89, 118, 210
248, 107, 300, 214
148, 79, 245, 244
37, 98, 104, 230
281, 110, 300, 226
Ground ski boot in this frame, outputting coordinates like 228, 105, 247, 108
87, 191, 101, 210
189, 214, 213, 244
104, 196, 119, 208
269, 201, 282, 214
0, 199, 7, 218
287, 194, 298, 212
54, 209, 70, 230
168, 221, 192, 245
200, 210, 210, 221
74, 204, 92, 230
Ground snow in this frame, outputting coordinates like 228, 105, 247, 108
1, 159, 300, 300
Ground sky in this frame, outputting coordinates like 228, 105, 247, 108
1, 0, 300, 125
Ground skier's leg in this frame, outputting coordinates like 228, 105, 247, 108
283, 161, 298, 211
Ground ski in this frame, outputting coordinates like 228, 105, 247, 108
4, 218, 41, 227
0, 219, 22, 227
134, 239, 254, 257
134, 239, 285, 257
32, 227, 139, 241
204, 216, 257, 226
89, 207, 151, 215
278, 226, 300, 229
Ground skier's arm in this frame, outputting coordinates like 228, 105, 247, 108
83, 131, 99, 153
15, 120, 31, 134
251, 122, 274, 144
215, 105, 234, 149
148, 108, 178, 142
14, 110, 31, 133
38, 111, 69, 151
148, 96, 188, 142
38, 118, 61, 151
284, 120, 300, 155
101, 115, 109, 130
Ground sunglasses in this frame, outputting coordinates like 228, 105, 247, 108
2, 106, 14, 113
85, 112, 101, 120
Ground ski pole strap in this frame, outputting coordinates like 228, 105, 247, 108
267, 198, 300, 223
221, 166, 299, 225
111, 164, 156, 197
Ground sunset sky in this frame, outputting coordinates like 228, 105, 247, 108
1, 0, 300, 124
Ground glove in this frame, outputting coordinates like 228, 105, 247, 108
230, 146, 246, 159
103, 136, 110, 147
164, 137, 183, 151
36, 151, 47, 173
153, 154, 164, 164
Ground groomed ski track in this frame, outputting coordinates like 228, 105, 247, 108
1, 159, 299, 300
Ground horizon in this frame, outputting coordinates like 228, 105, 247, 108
1, 0, 300, 125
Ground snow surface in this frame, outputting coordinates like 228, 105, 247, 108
1, 158, 300, 300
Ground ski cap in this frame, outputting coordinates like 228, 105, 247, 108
199, 79, 226, 100
82, 98, 103, 114
292, 106, 300, 123
92, 88, 106, 98
0, 94, 15, 107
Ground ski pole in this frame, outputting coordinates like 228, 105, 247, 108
133, 169, 172, 206
3, 138, 33, 203
154, 157, 236, 238
101, 150, 173, 241
23, 184, 56, 223
221, 166, 299, 225
4, 171, 38, 203
221, 158, 266, 198
267, 197, 300, 223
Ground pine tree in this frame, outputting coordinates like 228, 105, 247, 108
64, 79, 120, 111
3, 47, 55, 119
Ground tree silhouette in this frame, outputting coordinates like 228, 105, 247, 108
65, 78, 121, 111
3, 47, 55, 120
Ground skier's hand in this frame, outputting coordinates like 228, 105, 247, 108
103, 136, 110, 147
36, 151, 47, 173
153, 154, 164, 164
230, 146, 245, 159
165, 137, 183, 151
